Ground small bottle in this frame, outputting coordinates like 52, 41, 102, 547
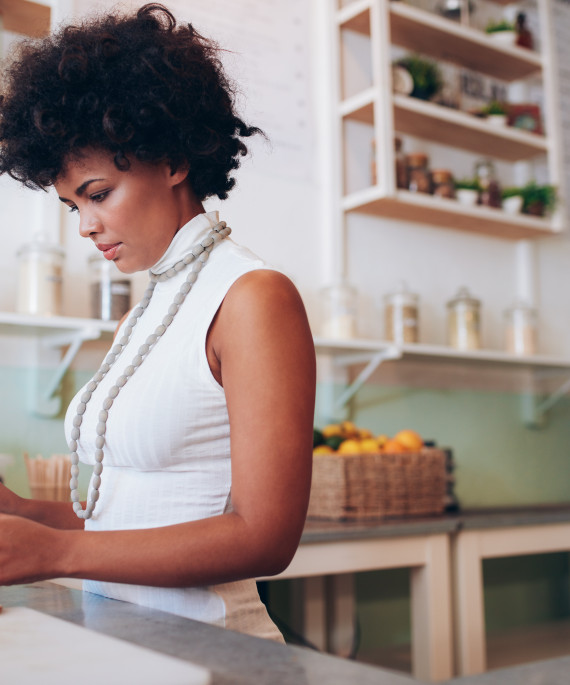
384, 282, 419, 344
89, 254, 132, 321
475, 159, 501, 208
407, 153, 431, 194
395, 137, 408, 190
431, 169, 455, 199
320, 283, 358, 340
516, 12, 533, 50
16, 240, 65, 316
504, 301, 537, 356
447, 286, 481, 350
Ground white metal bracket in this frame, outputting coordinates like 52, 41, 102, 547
32, 327, 102, 417
522, 373, 570, 429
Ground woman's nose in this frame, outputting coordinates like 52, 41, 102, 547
78, 210, 102, 238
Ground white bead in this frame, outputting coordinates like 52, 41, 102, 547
81, 391, 92, 403
138, 344, 150, 356
165, 268, 177, 279
70, 477, 78, 490
120, 336, 130, 346
94, 371, 105, 382
108, 385, 120, 398
89, 490, 100, 503
133, 306, 144, 317
96, 422, 106, 436
95, 436, 105, 448
155, 325, 166, 336
102, 397, 114, 410
72, 498, 82, 509
201, 235, 214, 248
183, 254, 194, 264
69, 441, 78, 453
173, 292, 185, 305
116, 375, 127, 387
180, 282, 192, 295
162, 314, 174, 327
127, 316, 138, 326
199, 251, 209, 262
132, 355, 143, 367
124, 365, 135, 377
186, 272, 198, 284
73, 415, 83, 428
92, 475, 101, 489
98, 410, 109, 422
192, 245, 204, 257
71, 427, 80, 440
140, 296, 151, 308
94, 449, 104, 462
77, 510, 87, 520
100, 363, 110, 374
146, 334, 158, 346
112, 344, 122, 355
71, 464, 80, 477
93, 462, 103, 476
76, 402, 87, 415
87, 381, 97, 392
212, 232, 221, 243
105, 353, 116, 365
168, 304, 179, 316
174, 261, 185, 272
192, 261, 203, 273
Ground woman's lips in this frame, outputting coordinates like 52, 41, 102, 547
98, 243, 121, 260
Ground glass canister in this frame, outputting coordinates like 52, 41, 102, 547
320, 282, 358, 339
447, 286, 481, 350
88, 254, 132, 321
504, 301, 537, 356
431, 169, 455, 199
475, 159, 501, 208
16, 240, 65, 316
384, 282, 419, 344
407, 153, 431, 194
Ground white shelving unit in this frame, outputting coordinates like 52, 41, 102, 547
0, 312, 116, 417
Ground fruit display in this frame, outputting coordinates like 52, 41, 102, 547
313, 421, 425, 456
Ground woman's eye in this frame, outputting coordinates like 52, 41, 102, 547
91, 191, 109, 203
68, 205, 78, 213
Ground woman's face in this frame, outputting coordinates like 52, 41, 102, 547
55, 149, 195, 273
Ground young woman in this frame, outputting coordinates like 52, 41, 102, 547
0, 4, 315, 642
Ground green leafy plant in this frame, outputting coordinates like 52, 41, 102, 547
501, 186, 523, 200
482, 100, 508, 116
519, 181, 557, 215
485, 19, 516, 34
454, 178, 480, 191
396, 54, 443, 101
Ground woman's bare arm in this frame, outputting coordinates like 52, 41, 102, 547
0, 271, 316, 586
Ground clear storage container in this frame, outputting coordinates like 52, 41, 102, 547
384, 282, 419, 344
320, 283, 358, 340
504, 300, 537, 356
447, 286, 481, 350
16, 240, 65, 316
89, 254, 132, 321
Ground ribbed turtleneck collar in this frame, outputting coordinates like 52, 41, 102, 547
150, 210, 220, 276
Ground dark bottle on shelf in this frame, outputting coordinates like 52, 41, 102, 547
475, 159, 501, 209
516, 12, 533, 50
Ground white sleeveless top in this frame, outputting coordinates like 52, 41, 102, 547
64, 211, 283, 642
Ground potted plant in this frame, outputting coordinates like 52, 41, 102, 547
396, 54, 443, 101
454, 178, 480, 206
481, 100, 509, 127
519, 181, 557, 217
501, 186, 524, 214
485, 19, 517, 46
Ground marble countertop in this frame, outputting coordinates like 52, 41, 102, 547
2, 582, 570, 684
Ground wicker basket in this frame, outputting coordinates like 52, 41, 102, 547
307, 448, 447, 521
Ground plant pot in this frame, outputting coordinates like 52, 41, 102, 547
488, 30, 517, 47
524, 201, 546, 217
502, 195, 523, 214
456, 189, 479, 206
487, 114, 508, 127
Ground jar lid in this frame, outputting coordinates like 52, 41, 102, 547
384, 281, 419, 305
406, 153, 428, 167
504, 299, 537, 316
447, 286, 480, 308
431, 169, 454, 183
16, 241, 65, 258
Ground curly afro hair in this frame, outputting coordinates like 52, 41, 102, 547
0, 3, 262, 200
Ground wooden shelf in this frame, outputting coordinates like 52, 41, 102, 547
341, 90, 548, 162
389, 3, 542, 81
342, 187, 560, 240
0, 311, 116, 339
0, 0, 50, 37
314, 337, 570, 371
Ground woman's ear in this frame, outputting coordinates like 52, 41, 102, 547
168, 161, 190, 187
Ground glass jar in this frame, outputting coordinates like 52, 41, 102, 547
16, 240, 65, 316
320, 283, 358, 340
447, 286, 481, 350
88, 254, 132, 321
395, 137, 408, 190
431, 169, 455, 199
407, 153, 431, 194
475, 159, 501, 208
504, 301, 537, 356
384, 282, 419, 344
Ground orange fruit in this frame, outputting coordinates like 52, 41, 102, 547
313, 445, 334, 456
322, 424, 342, 438
360, 438, 381, 454
376, 434, 389, 448
338, 439, 362, 455
357, 428, 373, 439
393, 429, 423, 452
340, 421, 358, 438
382, 438, 408, 454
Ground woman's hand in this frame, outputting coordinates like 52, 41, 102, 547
0, 514, 67, 585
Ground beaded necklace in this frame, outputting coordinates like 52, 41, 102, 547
69, 220, 231, 519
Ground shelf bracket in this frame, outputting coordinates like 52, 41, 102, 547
333, 346, 402, 409
32, 327, 103, 418
522, 374, 570, 429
